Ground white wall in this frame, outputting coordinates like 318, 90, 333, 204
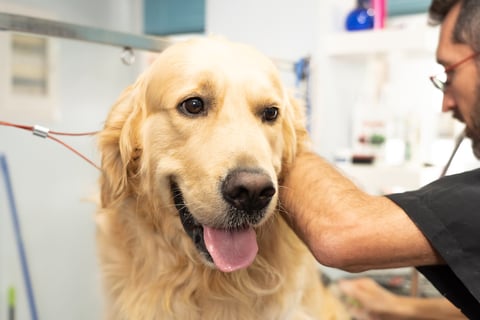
206, 0, 319, 61
0, 1, 143, 319
206, 0, 323, 98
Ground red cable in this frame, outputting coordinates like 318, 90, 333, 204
0, 121, 32, 131
47, 135, 101, 170
49, 130, 99, 136
0, 120, 101, 171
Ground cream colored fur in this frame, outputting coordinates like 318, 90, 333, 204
97, 37, 347, 320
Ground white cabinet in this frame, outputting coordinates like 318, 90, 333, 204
324, 27, 438, 56
337, 162, 442, 195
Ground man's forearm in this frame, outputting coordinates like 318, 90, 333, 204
280, 151, 365, 266
279, 151, 441, 271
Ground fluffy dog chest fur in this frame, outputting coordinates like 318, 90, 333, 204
97, 203, 329, 320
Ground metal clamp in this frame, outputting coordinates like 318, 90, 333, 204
32, 125, 49, 138
121, 47, 136, 65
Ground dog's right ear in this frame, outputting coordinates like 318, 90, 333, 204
98, 80, 146, 207
281, 92, 311, 166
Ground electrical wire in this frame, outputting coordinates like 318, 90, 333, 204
440, 129, 467, 177
0, 120, 101, 171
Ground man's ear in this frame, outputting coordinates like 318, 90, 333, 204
98, 81, 146, 206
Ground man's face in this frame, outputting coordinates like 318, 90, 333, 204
437, 2, 480, 158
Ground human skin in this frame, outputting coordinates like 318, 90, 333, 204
337, 278, 465, 320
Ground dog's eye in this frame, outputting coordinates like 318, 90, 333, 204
179, 97, 206, 116
262, 107, 279, 122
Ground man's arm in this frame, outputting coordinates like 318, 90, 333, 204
280, 151, 444, 272
338, 278, 466, 320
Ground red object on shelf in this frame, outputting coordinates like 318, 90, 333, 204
373, 0, 386, 29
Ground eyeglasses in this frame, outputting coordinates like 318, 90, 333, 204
430, 52, 480, 92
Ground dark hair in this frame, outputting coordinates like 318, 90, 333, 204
429, 0, 480, 52
428, 0, 458, 25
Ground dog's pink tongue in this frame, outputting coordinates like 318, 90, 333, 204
203, 226, 258, 272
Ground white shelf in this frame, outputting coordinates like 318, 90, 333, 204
336, 163, 442, 195
325, 27, 439, 57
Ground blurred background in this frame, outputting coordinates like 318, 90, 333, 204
0, 0, 477, 319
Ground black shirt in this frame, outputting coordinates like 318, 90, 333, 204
387, 168, 480, 319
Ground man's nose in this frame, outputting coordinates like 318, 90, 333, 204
441, 92, 456, 113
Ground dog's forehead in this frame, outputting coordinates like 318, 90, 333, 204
144, 38, 286, 108
156, 38, 278, 78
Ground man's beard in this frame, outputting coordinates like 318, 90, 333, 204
452, 89, 480, 159
467, 92, 480, 159
469, 128, 480, 159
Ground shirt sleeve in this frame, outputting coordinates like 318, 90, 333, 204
386, 168, 480, 316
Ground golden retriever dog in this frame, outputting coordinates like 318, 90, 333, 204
97, 37, 347, 320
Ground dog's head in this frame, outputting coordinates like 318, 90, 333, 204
99, 37, 309, 272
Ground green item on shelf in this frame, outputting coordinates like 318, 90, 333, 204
370, 133, 386, 145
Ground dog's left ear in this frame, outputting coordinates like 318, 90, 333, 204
281, 93, 311, 176
98, 80, 146, 206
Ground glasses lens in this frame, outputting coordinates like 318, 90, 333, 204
431, 74, 446, 91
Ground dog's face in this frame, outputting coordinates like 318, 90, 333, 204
99, 38, 307, 272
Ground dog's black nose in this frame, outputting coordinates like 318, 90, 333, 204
222, 169, 276, 212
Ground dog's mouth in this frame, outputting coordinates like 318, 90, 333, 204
170, 181, 258, 272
